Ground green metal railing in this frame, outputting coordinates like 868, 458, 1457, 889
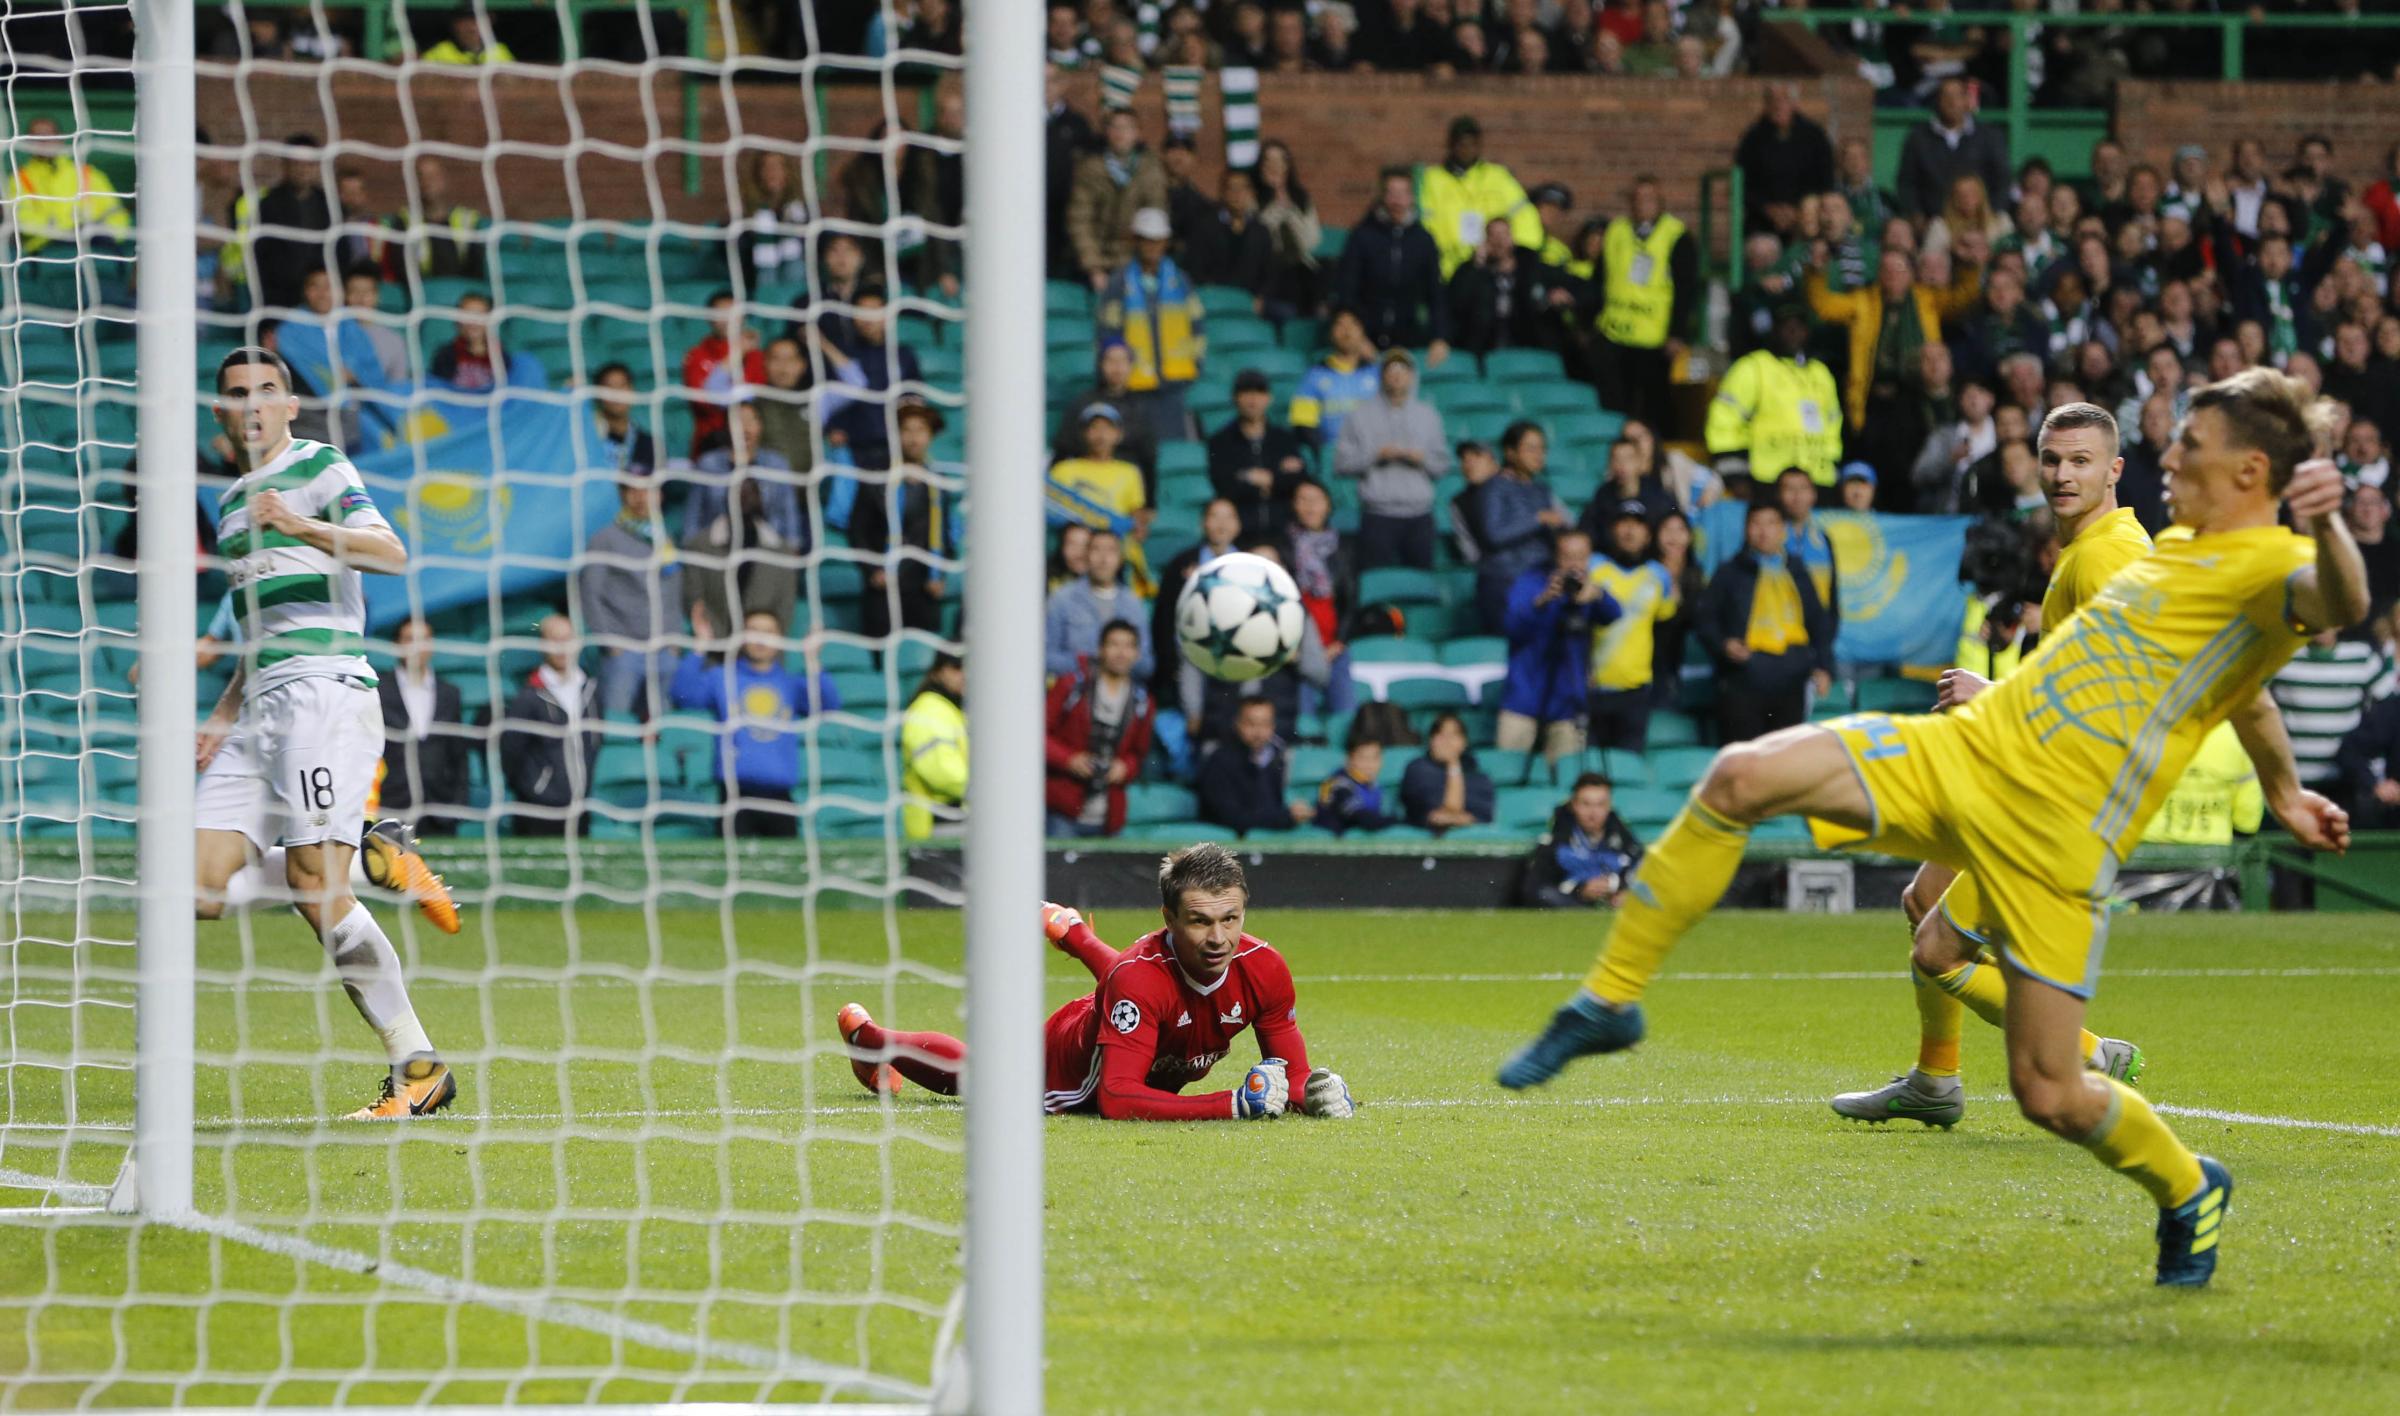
1799, 10, 2400, 179
1697, 165, 1747, 311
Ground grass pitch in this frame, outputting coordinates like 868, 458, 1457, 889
3, 906, 2398, 1412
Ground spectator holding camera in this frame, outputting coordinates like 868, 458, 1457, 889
1499, 528, 1621, 768
1044, 619, 1157, 838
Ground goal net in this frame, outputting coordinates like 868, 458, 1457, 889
1, 1, 1043, 1407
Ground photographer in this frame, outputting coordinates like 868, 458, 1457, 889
1518, 773, 1644, 909
1949, 517, 2047, 684
1497, 529, 1622, 769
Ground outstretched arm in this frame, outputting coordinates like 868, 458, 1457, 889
2284, 458, 2371, 633
2231, 687, 2350, 853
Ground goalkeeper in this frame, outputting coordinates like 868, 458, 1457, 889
836, 843, 1355, 1120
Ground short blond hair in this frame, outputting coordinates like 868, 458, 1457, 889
2189, 367, 2318, 492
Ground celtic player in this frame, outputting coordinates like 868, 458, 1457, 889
194, 348, 459, 1120
1502, 370, 2365, 1285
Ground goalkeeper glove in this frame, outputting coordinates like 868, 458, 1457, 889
1301, 1068, 1355, 1119
1041, 901, 1084, 942
1233, 1058, 1289, 1119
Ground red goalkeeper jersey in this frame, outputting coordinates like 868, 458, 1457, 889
1042, 930, 1311, 1121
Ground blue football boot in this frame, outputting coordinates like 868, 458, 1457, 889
2155, 1155, 2233, 1288
1496, 993, 1645, 1090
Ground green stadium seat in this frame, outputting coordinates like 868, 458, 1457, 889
1648, 709, 1703, 747
1856, 677, 1937, 712
1346, 638, 1433, 664
1313, 226, 1348, 261
1416, 354, 1476, 387
1278, 320, 1322, 355
1483, 348, 1567, 382
1124, 783, 1199, 825
1211, 317, 1278, 354
1288, 745, 1345, 787
1513, 380, 1598, 418
1550, 410, 1628, 448
1439, 822, 1522, 844
1046, 279, 1091, 312
1046, 320, 1093, 353
1650, 746, 1715, 791
1497, 785, 1557, 828
1478, 747, 1535, 786
1586, 747, 1650, 789
1615, 786, 1686, 828
814, 747, 887, 786
1427, 384, 1511, 424
1157, 441, 1209, 478
1358, 567, 1443, 605
1550, 470, 1601, 507
1438, 636, 1507, 667
1198, 285, 1257, 319
832, 672, 890, 711
1381, 676, 1472, 711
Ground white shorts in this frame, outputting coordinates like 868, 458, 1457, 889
195, 675, 383, 852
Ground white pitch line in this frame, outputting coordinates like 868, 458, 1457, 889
10, 963, 2399, 1001
122, 1092, 2398, 1139
0, 1170, 929, 1399
2153, 1104, 2400, 1139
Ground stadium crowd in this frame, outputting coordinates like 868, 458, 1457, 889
25, 4, 2400, 864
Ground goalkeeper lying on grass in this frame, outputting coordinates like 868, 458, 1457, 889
836, 842, 1355, 1120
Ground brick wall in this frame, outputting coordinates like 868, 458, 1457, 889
199, 67, 1870, 257
197, 70, 925, 225
2115, 80, 2400, 183
1250, 72, 1873, 246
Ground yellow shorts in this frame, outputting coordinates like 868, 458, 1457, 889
1807, 713, 2118, 999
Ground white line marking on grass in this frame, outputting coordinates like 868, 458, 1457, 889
164, 1094, 2400, 1140
1301, 966, 2400, 985
2152, 1105, 2400, 1138
0, 1171, 930, 1399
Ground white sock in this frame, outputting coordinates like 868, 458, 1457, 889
322, 902, 435, 1064
222, 845, 289, 911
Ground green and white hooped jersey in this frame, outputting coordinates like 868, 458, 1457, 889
215, 438, 388, 700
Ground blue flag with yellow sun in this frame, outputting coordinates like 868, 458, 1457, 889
1694, 503, 1970, 667
354, 399, 620, 631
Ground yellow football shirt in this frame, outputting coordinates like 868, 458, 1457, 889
1954, 524, 2319, 862
1588, 559, 1681, 691
1046, 457, 1147, 526
2040, 506, 2153, 636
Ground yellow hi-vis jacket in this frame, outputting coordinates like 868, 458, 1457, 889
1706, 349, 1843, 486
901, 688, 968, 840
1418, 161, 1544, 278
11, 155, 130, 252
1598, 215, 1685, 349
2143, 721, 2264, 846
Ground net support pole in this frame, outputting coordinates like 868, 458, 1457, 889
959, 0, 1046, 1402
129, 0, 198, 1220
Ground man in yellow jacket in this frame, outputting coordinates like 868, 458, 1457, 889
1805, 243, 1982, 436
10, 117, 131, 256
1417, 116, 1545, 279
1706, 307, 1844, 487
901, 653, 969, 841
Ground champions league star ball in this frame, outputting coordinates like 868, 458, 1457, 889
1175, 551, 1308, 683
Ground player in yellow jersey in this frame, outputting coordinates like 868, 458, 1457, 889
1499, 369, 2368, 1286
1832, 404, 2156, 1127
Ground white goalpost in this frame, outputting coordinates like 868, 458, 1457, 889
1, 0, 1046, 1408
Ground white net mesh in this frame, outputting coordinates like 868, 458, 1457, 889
3, 2, 982, 1405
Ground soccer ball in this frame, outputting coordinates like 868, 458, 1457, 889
1176, 551, 1307, 683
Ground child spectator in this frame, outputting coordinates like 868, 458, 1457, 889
1314, 737, 1389, 836
1401, 711, 1496, 834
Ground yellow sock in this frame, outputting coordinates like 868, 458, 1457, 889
2079, 1076, 2204, 1207
1912, 966, 1963, 1077
1934, 952, 2108, 1060
1584, 799, 1750, 1005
